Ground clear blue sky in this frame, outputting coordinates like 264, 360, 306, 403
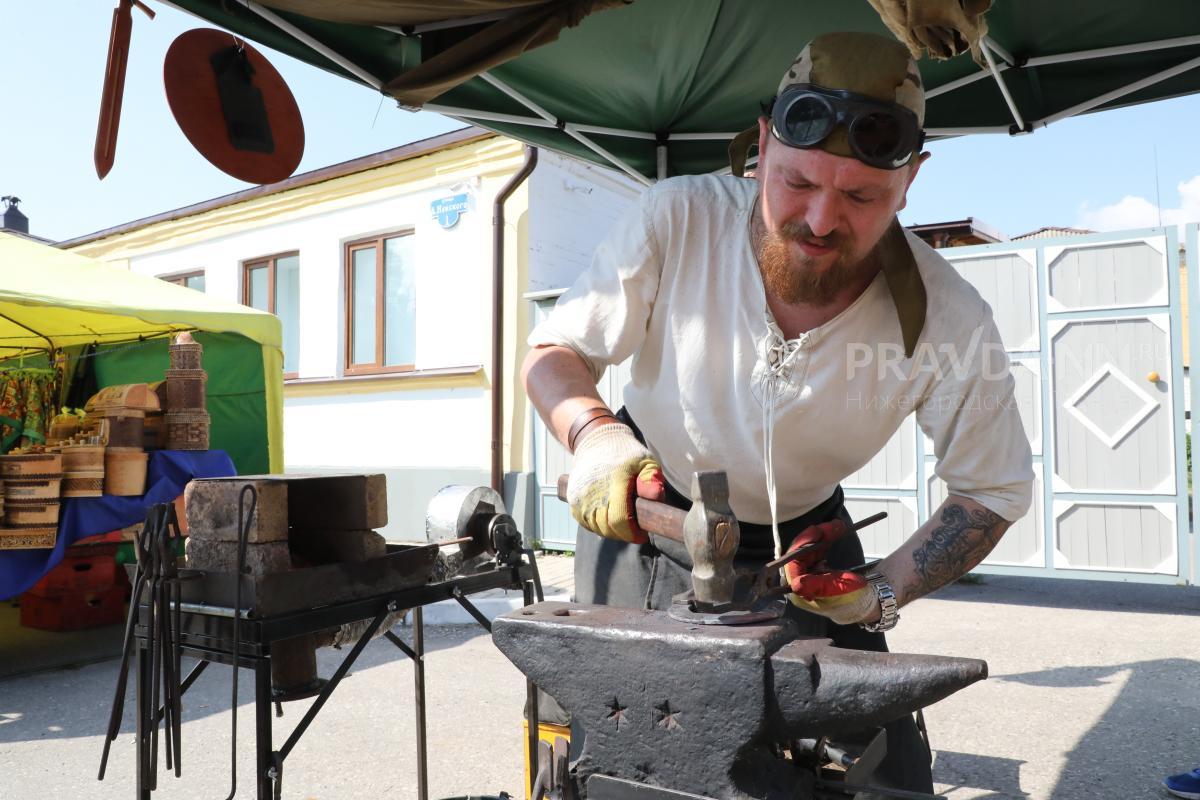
5, 2, 1199, 242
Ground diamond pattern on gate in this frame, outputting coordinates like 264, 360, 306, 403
1063, 361, 1158, 449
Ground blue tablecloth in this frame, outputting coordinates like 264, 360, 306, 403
0, 450, 235, 600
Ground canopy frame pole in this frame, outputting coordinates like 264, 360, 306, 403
1038, 51, 1200, 126
670, 132, 743, 141
0, 311, 54, 353
219, 0, 387, 92
926, 66, 999, 99
1025, 35, 1200, 68
980, 39, 1028, 132
656, 145, 668, 181
478, 72, 652, 185
423, 104, 557, 128
925, 126, 1012, 137
982, 36, 1018, 67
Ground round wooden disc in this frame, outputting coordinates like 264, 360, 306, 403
164, 29, 304, 185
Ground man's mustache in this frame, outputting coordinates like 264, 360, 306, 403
776, 222, 843, 251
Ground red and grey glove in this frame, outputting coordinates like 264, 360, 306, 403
566, 422, 665, 543
782, 521, 879, 625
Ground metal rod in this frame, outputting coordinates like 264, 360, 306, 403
656, 144, 668, 181
981, 38, 1027, 131
153, 660, 210, 725
1040, 52, 1200, 126
239, 0, 385, 91
813, 778, 947, 800
451, 588, 493, 632
523, 579, 540, 797
762, 511, 889, 573
982, 35, 1017, 66
423, 104, 557, 128
925, 66, 996, 99
479, 72, 652, 185
1024, 34, 1200, 68
255, 660, 273, 800
384, 630, 418, 660
667, 131, 745, 141
136, 642, 148, 799
414, 606, 429, 800
572, 123, 658, 140
278, 607, 389, 761
924, 126, 1012, 137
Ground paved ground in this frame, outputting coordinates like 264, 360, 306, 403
0, 555, 1197, 799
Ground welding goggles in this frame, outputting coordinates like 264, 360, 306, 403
769, 84, 925, 170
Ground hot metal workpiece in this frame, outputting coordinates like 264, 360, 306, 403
493, 602, 987, 800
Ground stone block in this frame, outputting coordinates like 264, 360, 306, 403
286, 473, 387, 530
289, 529, 386, 566
185, 479, 288, 543
185, 538, 291, 575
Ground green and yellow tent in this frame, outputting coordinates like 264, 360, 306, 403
0, 232, 283, 473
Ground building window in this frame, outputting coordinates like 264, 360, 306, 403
345, 232, 416, 374
243, 252, 300, 375
162, 271, 206, 292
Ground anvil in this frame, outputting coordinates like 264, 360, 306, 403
493, 601, 987, 800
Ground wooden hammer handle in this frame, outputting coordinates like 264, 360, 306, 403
556, 474, 686, 543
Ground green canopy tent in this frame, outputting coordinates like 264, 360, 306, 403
156, 0, 1200, 181
0, 232, 284, 474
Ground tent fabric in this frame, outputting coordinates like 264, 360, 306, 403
168, 0, 1200, 179
0, 233, 284, 473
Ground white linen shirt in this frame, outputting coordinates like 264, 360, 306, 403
529, 175, 1034, 525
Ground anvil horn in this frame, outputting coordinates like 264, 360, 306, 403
769, 638, 988, 738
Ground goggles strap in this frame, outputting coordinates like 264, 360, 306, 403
728, 125, 759, 177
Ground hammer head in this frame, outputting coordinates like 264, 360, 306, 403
683, 470, 740, 607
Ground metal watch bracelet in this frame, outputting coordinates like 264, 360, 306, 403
860, 571, 899, 632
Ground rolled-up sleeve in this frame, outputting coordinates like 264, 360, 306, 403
527, 188, 663, 384
916, 308, 1035, 522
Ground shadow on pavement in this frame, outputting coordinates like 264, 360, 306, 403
933, 575, 1200, 617
933, 750, 1029, 798
0, 623, 491, 745
998, 659, 1200, 798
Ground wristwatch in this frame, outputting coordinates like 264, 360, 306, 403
860, 571, 899, 632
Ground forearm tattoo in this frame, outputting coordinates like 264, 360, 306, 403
905, 503, 1008, 600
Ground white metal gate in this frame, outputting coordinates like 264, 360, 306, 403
530, 229, 1194, 584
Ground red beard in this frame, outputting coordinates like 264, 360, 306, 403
757, 221, 876, 305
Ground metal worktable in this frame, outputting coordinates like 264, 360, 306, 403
130, 557, 544, 800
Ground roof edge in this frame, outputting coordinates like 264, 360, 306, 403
58, 126, 490, 249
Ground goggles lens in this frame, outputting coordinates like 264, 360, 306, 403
771, 85, 923, 170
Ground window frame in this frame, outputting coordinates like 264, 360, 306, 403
242, 251, 300, 379
161, 270, 206, 291
343, 230, 417, 376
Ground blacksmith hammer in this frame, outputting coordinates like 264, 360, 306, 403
558, 470, 740, 608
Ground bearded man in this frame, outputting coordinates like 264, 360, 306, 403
521, 31, 1033, 793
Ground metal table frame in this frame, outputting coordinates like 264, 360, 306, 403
132, 557, 544, 800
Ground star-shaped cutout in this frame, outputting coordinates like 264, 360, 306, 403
605, 697, 628, 730
656, 701, 682, 731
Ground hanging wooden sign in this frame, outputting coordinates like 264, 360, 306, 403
163, 28, 305, 185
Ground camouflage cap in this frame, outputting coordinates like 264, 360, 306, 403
777, 31, 925, 160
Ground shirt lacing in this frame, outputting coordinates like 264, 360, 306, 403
760, 320, 809, 562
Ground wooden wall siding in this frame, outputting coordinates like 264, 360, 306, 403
1052, 317, 1173, 494
843, 416, 917, 490
1048, 241, 1166, 310
1055, 503, 1176, 573
951, 251, 1040, 351
845, 497, 917, 559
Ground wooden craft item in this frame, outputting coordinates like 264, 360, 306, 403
0, 527, 57, 550
0, 453, 63, 478
104, 448, 148, 496
85, 383, 161, 412
94, 0, 155, 178
4, 478, 62, 502
164, 29, 304, 184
